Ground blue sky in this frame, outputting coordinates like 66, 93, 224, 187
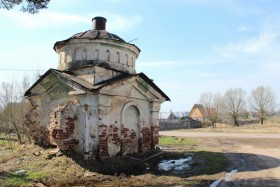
0, 0, 279, 112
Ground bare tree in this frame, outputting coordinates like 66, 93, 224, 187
0, 0, 50, 14
222, 88, 246, 127
249, 86, 276, 125
200, 92, 222, 128
0, 75, 34, 144
0, 81, 23, 143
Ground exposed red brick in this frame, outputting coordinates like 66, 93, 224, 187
139, 127, 151, 153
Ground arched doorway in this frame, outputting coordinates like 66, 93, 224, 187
121, 102, 141, 154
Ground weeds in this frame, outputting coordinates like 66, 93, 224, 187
159, 136, 198, 145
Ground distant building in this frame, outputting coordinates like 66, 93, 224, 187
248, 112, 258, 119
179, 116, 202, 128
159, 111, 188, 122
189, 104, 207, 122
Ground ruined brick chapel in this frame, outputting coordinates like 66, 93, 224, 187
25, 17, 170, 159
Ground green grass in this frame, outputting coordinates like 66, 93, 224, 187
0, 173, 30, 187
0, 140, 4, 146
26, 171, 48, 181
159, 136, 198, 145
0, 171, 48, 186
192, 151, 228, 175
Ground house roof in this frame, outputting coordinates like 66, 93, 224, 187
190, 104, 206, 116
159, 112, 188, 119
179, 116, 194, 121
24, 69, 170, 101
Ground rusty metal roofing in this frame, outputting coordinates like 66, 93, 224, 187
24, 69, 97, 96
53, 30, 140, 52
25, 69, 170, 101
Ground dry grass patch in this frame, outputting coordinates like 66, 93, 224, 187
179, 116, 280, 133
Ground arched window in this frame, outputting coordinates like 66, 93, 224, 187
94, 49, 99, 60
106, 50, 110, 62
116, 52, 120, 63
64, 51, 68, 63
82, 48, 87, 61
71, 49, 76, 61
59, 53, 62, 63
131, 56, 134, 67
125, 54, 128, 66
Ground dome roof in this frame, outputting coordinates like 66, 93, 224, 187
53, 16, 140, 52
71, 29, 125, 42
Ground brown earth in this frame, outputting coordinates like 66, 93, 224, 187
0, 143, 223, 187
160, 131, 280, 187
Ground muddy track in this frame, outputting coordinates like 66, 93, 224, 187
160, 131, 280, 187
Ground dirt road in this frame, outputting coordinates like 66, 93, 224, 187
160, 131, 280, 187
160, 131, 280, 139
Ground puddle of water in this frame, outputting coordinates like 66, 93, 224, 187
158, 157, 192, 171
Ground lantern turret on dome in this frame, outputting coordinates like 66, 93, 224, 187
53, 17, 140, 75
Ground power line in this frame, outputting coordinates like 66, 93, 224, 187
0, 69, 47, 72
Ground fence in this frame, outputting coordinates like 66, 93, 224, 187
159, 121, 190, 131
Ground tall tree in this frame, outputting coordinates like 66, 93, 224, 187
0, 0, 50, 14
250, 86, 276, 125
200, 92, 222, 128
222, 88, 246, 127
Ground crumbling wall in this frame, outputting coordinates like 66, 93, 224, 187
107, 124, 120, 156
25, 101, 51, 146
151, 125, 159, 147
97, 123, 109, 159
93, 94, 161, 158
121, 125, 138, 155
139, 126, 151, 152
50, 102, 79, 151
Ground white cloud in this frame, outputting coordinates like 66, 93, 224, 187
215, 22, 280, 55
105, 14, 142, 32
0, 9, 142, 32
0, 10, 88, 28
227, 31, 276, 53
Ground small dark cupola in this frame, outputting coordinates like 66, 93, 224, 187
92, 17, 107, 30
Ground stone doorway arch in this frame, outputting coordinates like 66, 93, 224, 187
121, 102, 141, 154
